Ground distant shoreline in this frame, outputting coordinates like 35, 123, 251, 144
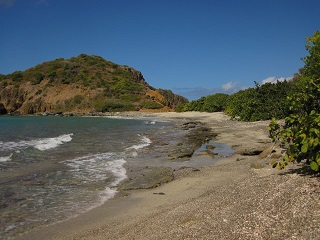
16, 112, 320, 240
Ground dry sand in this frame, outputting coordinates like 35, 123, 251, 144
18, 112, 319, 240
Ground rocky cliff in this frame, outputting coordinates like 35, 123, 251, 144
0, 54, 188, 115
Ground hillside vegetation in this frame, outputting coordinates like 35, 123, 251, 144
0, 54, 187, 114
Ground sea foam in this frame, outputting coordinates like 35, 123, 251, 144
0, 133, 73, 151
63, 136, 152, 206
33, 133, 73, 151
64, 153, 127, 185
126, 136, 152, 150
0, 153, 12, 162
64, 152, 127, 205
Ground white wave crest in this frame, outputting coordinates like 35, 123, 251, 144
64, 153, 127, 185
143, 121, 156, 125
33, 134, 73, 151
64, 153, 127, 204
0, 133, 73, 151
126, 136, 152, 150
0, 153, 13, 162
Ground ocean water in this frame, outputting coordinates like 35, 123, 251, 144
0, 116, 172, 239
0, 115, 234, 239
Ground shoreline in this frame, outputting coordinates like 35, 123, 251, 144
16, 112, 319, 240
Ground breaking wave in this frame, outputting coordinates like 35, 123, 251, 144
0, 133, 74, 151
126, 135, 151, 150
0, 153, 12, 162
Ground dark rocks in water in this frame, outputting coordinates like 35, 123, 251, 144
148, 121, 218, 162
165, 122, 218, 161
0, 103, 7, 115
168, 148, 194, 160
181, 122, 198, 130
117, 167, 174, 190
9, 111, 21, 116
194, 150, 218, 158
0, 188, 27, 209
188, 126, 217, 146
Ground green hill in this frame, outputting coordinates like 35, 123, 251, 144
0, 54, 188, 115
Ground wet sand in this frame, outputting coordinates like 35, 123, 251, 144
17, 112, 319, 240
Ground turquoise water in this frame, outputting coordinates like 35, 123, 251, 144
0, 116, 168, 239
0, 115, 234, 239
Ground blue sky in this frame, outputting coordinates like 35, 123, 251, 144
0, 0, 319, 100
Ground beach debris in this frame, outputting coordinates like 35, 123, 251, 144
153, 192, 165, 195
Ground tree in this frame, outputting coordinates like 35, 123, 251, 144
176, 93, 229, 113
225, 80, 293, 121
269, 31, 320, 172
202, 93, 229, 112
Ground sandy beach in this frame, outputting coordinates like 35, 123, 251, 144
17, 112, 319, 240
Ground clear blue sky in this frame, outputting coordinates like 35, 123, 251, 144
1, 0, 319, 100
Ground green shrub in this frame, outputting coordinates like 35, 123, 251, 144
176, 93, 229, 113
226, 81, 293, 121
269, 31, 320, 172
175, 103, 188, 112
73, 95, 84, 104
120, 94, 141, 102
202, 93, 229, 112
10, 71, 23, 82
64, 95, 85, 110
32, 72, 44, 85
61, 78, 70, 84
94, 99, 135, 112
1, 81, 8, 88
140, 100, 163, 109
111, 79, 144, 94
48, 71, 57, 81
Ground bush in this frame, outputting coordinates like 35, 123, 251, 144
61, 78, 71, 84
269, 31, 320, 172
10, 71, 23, 82
202, 93, 229, 112
120, 94, 141, 102
177, 93, 229, 113
94, 99, 135, 112
1, 81, 8, 89
226, 81, 293, 121
111, 79, 144, 94
140, 100, 163, 109
32, 72, 44, 85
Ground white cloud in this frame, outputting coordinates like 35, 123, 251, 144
222, 81, 237, 91
262, 76, 293, 84
0, 0, 15, 7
